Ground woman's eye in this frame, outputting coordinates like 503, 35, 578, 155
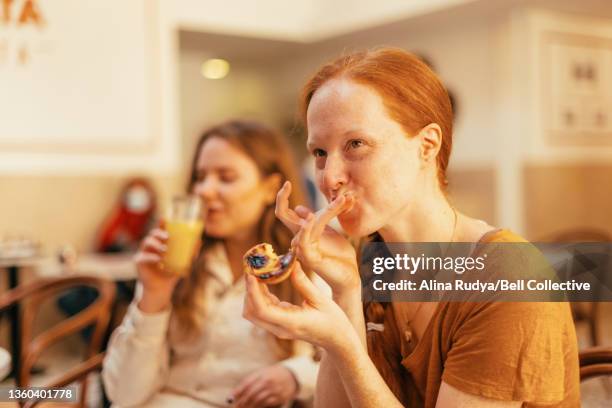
220, 173, 237, 183
348, 139, 364, 149
312, 148, 326, 158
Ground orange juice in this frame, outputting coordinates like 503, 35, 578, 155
163, 219, 204, 275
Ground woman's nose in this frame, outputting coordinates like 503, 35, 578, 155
321, 155, 348, 196
194, 178, 217, 200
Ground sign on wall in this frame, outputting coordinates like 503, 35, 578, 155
543, 31, 612, 145
0, 0, 46, 66
0, 0, 160, 154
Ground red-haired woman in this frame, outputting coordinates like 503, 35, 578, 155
243, 48, 580, 407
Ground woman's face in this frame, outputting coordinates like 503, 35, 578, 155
306, 79, 428, 237
192, 137, 277, 240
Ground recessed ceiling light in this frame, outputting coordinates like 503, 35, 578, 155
201, 58, 230, 79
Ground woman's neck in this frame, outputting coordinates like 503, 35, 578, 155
378, 191, 456, 243
224, 230, 259, 283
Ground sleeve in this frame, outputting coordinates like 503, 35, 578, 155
441, 301, 574, 404
102, 286, 172, 407
279, 340, 319, 401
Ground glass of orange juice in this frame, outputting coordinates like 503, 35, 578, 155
163, 195, 204, 276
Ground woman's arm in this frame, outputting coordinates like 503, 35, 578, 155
102, 227, 180, 405
314, 352, 353, 408
278, 340, 319, 401
270, 189, 371, 408
245, 268, 524, 408
314, 289, 366, 408
102, 301, 171, 406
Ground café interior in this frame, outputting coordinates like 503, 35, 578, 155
1, 0, 611, 406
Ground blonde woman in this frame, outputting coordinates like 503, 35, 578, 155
103, 120, 318, 408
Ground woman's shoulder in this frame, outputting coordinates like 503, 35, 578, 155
480, 229, 528, 244
456, 213, 527, 244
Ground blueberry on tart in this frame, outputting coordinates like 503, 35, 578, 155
243, 243, 296, 284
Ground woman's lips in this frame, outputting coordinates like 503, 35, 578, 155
329, 189, 354, 202
206, 208, 223, 217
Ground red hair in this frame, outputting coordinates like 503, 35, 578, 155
300, 47, 454, 188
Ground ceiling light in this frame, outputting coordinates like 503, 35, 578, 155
201, 58, 230, 79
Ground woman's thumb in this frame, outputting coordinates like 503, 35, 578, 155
291, 263, 321, 305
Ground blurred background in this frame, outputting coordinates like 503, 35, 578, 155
1, 0, 611, 406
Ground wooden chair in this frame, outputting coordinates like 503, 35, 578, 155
0, 276, 115, 407
580, 346, 612, 381
542, 227, 611, 346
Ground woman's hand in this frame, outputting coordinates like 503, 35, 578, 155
134, 227, 180, 313
230, 364, 298, 408
275, 181, 360, 297
243, 262, 360, 352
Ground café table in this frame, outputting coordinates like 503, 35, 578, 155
34, 252, 138, 281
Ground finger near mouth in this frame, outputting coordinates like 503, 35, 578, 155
340, 199, 356, 215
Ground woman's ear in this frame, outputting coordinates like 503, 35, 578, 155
263, 173, 283, 205
418, 123, 443, 165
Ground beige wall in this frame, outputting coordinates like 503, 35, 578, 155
0, 174, 181, 255
447, 168, 496, 224
2, 2, 612, 261
523, 164, 612, 241
177, 6, 612, 235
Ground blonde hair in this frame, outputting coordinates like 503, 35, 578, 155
172, 120, 306, 356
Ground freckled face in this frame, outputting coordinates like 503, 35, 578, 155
306, 79, 424, 237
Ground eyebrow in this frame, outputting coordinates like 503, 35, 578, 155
195, 166, 237, 175
307, 128, 368, 150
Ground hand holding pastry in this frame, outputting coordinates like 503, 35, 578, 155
243, 262, 358, 351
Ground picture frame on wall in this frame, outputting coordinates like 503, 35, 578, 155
542, 31, 612, 146
0, 0, 161, 155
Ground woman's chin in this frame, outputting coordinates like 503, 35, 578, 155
204, 223, 229, 239
338, 214, 378, 238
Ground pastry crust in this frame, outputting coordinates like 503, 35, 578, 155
243, 243, 296, 284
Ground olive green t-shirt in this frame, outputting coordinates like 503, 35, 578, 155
368, 230, 581, 407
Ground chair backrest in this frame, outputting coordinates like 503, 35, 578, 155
0, 276, 115, 407
579, 347, 612, 381
540, 228, 611, 346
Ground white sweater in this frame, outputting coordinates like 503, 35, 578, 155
102, 245, 318, 407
